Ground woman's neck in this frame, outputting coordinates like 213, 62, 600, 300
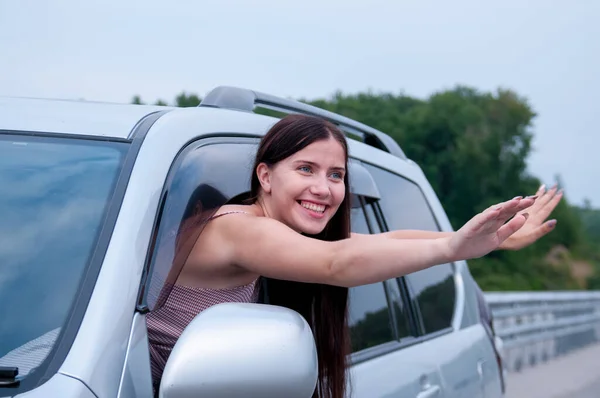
253, 196, 301, 233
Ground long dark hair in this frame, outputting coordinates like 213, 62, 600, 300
250, 114, 352, 398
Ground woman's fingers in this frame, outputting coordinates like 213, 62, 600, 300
536, 184, 559, 208
495, 197, 535, 225
536, 189, 563, 222
468, 206, 502, 234
497, 213, 529, 242
473, 196, 534, 235
466, 195, 539, 239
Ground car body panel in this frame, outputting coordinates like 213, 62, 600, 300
12, 373, 96, 398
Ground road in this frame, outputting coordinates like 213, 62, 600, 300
505, 342, 600, 398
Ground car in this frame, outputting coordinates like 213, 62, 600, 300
0, 86, 505, 397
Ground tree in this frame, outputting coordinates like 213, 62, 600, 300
175, 93, 201, 107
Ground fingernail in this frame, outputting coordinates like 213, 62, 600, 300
495, 206, 503, 211
513, 196, 523, 200
558, 189, 564, 195
539, 184, 546, 192
522, 212, 529, 219
548, 219, 557, 227
526, 195, 538, 200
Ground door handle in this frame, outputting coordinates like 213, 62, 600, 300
416, 384, 441, 398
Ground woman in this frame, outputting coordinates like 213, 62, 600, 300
147, 114, 562, 397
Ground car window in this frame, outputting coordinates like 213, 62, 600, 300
364, 164, 456, 334
0, 134, 126, 378
348, 207, 396, 352
142, 140, 257, 311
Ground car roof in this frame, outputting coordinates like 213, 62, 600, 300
0, 96, 174, 139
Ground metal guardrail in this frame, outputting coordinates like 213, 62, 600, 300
484, 291, 600, 373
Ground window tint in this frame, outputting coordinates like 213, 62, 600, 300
365, 164, 456, 334
348, 207, 395, 352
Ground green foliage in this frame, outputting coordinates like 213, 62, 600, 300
129, 93, 200, 107
576, 204, 600, 243
131, 87, 600, 291
174, 93, 201, 107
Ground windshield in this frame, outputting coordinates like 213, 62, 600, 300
0, 134, 127, 381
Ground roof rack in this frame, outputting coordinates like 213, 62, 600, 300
199, 86, 406, 159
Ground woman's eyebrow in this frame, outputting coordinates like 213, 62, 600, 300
293, 160, 345, 171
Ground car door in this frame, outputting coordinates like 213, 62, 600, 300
348, 198, 445, 398
363, 163, 486, 398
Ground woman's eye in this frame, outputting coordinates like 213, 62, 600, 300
299, 166, 311, 173
331, 172, 343, 180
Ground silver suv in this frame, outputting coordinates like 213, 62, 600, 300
0, 87, 505, 397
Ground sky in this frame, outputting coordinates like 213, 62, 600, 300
1, 0, 598, 207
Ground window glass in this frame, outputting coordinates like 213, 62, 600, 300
364, 164, 456, 334
348, 207, 395, 352
0, 135, 126, 378
143, 141, 256, 311
348, 284, 395, 352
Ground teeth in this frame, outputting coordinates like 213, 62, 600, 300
301, 201, 325, 213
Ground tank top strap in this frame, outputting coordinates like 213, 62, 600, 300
207, 210, 252, 222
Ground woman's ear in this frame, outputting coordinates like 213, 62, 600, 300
256, 163, 272, 194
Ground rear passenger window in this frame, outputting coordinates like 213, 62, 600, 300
364, 165, 456, 334
348, 207, 395, 352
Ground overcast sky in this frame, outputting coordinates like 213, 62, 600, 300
1, 0, 598, 207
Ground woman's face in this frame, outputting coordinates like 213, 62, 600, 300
257, 137, 347, 235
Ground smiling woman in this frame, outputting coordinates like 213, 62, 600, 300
0, 134, 126, 382
147, 115, 354, 397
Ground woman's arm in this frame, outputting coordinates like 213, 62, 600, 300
206, 197, 534, 288
351, 230, 451, 240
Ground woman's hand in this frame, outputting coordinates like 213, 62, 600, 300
499, 185, 563, 251
446, 196, 536, 261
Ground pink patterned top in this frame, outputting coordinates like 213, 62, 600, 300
146, 211, 260, 388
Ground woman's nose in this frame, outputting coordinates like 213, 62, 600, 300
309, 176, 330, 197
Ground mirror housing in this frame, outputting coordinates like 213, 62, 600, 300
159, 303, 318, 398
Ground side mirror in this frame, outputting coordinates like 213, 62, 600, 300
159, 303, 318, 398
